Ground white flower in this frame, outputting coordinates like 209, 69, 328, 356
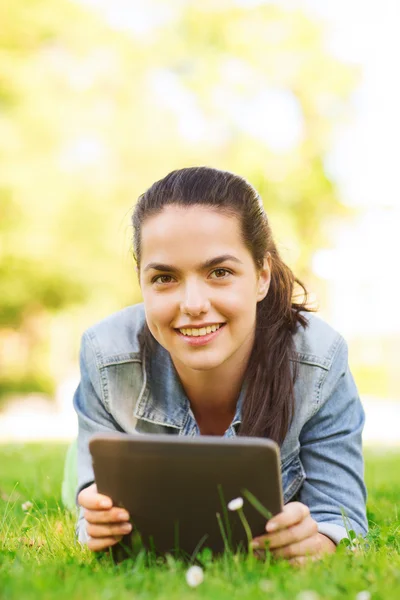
227, 497, 244, 511
185, 565, 204, 588
296, 591, 319, 600
356, 592, 371, 600
22, 501, 33, 511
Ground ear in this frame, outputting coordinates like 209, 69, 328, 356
256, 253, 271, 302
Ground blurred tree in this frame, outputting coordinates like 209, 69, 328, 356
0, 0, 357, 400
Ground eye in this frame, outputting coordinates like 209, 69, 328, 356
152, 275, 174, 285
211, 268, 231, 279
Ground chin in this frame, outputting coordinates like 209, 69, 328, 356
178, 352, 228, 371
186, 361, 222, 372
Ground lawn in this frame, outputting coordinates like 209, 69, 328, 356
0, 443, 399, 600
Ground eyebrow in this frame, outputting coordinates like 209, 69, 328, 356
143, 254, 244, 274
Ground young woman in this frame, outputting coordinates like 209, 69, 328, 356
72, 166, 367, 565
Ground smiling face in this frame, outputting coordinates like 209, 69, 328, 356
138, 205, 271, 377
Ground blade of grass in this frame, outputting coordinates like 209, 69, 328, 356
217, 484, 233, 548
242, 489, 272, 520
216, 512, 231, 554
190, 533, 209, 564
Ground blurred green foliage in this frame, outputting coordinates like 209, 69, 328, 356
0, 371, 55, 401
0, 0, 358, 401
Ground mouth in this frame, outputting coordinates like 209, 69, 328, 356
175, 323, 226, 347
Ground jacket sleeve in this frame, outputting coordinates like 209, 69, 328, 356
298, 336, 368, 545
72, 330, 124, 545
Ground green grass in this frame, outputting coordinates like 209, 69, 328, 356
0, 443, 399, 600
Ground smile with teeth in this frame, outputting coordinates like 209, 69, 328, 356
178, 324, 224, 337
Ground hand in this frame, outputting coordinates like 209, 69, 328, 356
77, 483, 132, 552
251, 501, 336, 565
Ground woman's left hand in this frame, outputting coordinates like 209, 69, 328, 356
251, 502, 336, 565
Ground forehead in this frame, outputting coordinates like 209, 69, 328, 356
141, 205, 247, 259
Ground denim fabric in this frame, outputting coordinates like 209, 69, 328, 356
73, 303, 368, 546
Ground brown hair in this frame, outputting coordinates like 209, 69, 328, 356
132, 166, 312, 445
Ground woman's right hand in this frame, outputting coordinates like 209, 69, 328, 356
77, 482, 133, 552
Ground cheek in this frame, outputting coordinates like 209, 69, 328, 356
143, 294, 175, 326
217, 285, 257, 319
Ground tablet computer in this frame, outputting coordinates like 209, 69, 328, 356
89, 433, 283, 562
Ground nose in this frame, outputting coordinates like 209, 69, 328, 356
180, 279, 210, 316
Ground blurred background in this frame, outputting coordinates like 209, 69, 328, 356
0, 0, 399, 444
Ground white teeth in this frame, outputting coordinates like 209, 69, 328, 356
179, 324, 222, 337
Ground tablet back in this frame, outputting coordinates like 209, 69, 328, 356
89, 433, 283, 562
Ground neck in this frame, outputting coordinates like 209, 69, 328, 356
177, 365, 246, 436
171, 333, 253, 419
180, 371, 244, 414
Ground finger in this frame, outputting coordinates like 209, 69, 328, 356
87, 535, 123, 552
252, 547, 267, 561
78, 487, 113, 511
288, 554, 321, 566
252, 516, 316, 550
288, 556, 308, 567
266, 502, 310, 533
250, 536, 270, 552
271, 533, 321, 559
84, 507, 130, 524
86, 521, 133, 538
262, 516, 318, 550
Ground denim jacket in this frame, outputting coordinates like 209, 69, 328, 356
73, 302, 368, 546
